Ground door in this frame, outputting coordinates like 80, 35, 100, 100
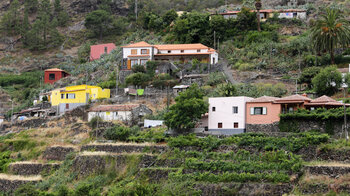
127, 60, 131, 70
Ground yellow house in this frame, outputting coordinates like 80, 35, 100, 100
50, 85, 110, 114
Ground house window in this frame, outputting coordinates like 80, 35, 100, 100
131, 49, 137, 55
104, 47, 108, 53
141, 49, 149, 54
233, 106, 238, 114
61, 94, 65, 99
197, 49, 201, 52
65, 104, 69, 109
212, 107, 216, 112
115, 112, 118, 116
234, 122, 239, 128
140, 59, 148, 65
289, 107, 294, 113
49, 73, 55, 80
66, 93, 75, 99
168, 50, 171, 53
250, 107, 267, 115
218, 123, 222, 128
131, 60, 138, 67
181, 50, 184, 53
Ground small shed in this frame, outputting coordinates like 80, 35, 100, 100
173, 85, 190, 95
44, 68, 70, 84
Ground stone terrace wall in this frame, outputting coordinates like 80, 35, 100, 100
73, 154, 157, 177
0, 176, 41, 193
43, 146, 76, 161
8, 163, 60, 176
305, 165, 350, 178
194, 183, 293, 196
81, 144, 169, 154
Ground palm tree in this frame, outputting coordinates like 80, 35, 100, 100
311, 8, 350, 64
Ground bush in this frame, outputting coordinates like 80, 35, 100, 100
104, 126, 131, 141
132, 65, 146, 73
206, 72, 227, 86
125, 73, 151, 88
88, 117, 103, 129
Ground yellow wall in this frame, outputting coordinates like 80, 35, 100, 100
51, 85, 110, 106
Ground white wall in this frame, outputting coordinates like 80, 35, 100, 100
210, 52, 219, 64
88, 111, 132, 122
208, 97, 253, 131
157, 49, 208, 54
123, 47, 153, 59
278, 12, 307, 19
0, 119, 3, 125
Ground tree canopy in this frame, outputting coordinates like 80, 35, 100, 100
312, 66, 342, 96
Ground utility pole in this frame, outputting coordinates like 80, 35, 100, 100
344, 87, 349, 144
214, 31, 216, 50
135, 0, 138, 20
255, 0, 262, 32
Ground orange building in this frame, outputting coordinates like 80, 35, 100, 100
246, 96, 281, 125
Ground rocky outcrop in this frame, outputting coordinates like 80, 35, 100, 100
43, 146, 76, 161
8, 162, 60, 176
194, 183, 293, 196
81, 143, 169, 154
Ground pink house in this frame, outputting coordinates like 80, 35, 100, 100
246, 96, 281, 125
90, 43, 116, 61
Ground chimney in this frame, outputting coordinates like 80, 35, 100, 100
302, 93, 308, 97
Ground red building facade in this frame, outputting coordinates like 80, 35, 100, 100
90, 43, 116, 61
44, 68, 70, 84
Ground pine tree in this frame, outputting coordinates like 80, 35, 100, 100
24, 0, 39, 13
21, 10, 31, 45
1, 0, 21, 35
53, 0, 69, 27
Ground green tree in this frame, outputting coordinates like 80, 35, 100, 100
236, 7, 257, 31
310, 8, 350, 64
85, 9, 113, 40
1, 0, 21, 35
162, 9, 178, 27
54, 0, 69, 26
24, 0, 39, 13
152, 73, 178, 89
312, 66, 342, 96
125, 73, 151, 88
298, 67, 321, 89
164, 84, 208, 131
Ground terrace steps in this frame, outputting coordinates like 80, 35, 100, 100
0, 174, 42, 193
7, 161, 61, 176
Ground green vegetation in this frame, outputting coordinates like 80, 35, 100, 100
164, 84, 208, 131
312, 66, 342, 96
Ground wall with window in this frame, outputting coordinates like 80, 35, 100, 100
122, 47, 153, 59
208, 97, 253, 134
88, 111, 132, 122
246, 102, 281, 124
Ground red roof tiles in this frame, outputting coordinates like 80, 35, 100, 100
248, 96, 279, 103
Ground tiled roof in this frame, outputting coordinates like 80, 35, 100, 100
274, 94, 312, 103
154, 43, 209, 50
121, 41, 152, 48
248, 96, 279, 103
89, 104, 139, 112
155, 53, 213, 56
0, 116, 4, 119
311, 95, 337, 103
305, 102, 348, 106
45, 68, 66, 72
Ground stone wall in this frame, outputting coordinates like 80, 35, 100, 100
43, 146, 76, 161
305, 165, 350, 178
72, 154, 157, 177
81, 144, 168, 154
8, 163, 60, 176
194, 183, 293, 196
0, 176, 41, 193
246, 123, 280, 133
139, 168, 179, 182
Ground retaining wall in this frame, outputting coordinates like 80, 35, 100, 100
81, 143, 169, 154
0, 175, 41, 193
305, 165, 350, 178
8, 162, 60, 176
43, 146, 76, 161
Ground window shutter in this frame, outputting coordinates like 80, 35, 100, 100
263, 107, 267, 115
250, 107, 254, 115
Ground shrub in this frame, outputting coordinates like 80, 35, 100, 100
132, 65, 146, 73
206, 72, 227, 86
104, 126, 131, 141
88, 117, 103, 129
125, 73, 151, 88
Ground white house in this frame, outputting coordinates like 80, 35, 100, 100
88, 104, 152, 122
208, 96, 253, 135
0, 116, 4, 125
218, 9, 307, 20
121, 41, 219, 69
